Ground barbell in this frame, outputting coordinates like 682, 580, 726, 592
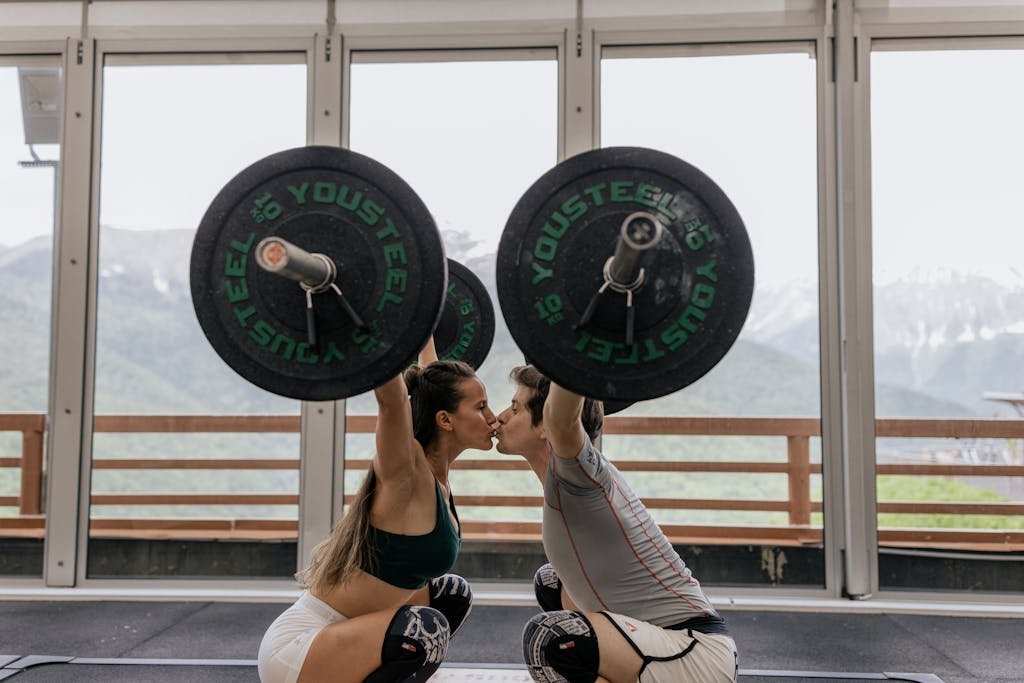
190, 145, 753, 404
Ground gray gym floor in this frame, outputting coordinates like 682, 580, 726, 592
1, 600, 1021, 681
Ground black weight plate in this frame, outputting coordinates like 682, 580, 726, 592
602, 399, 634, 416
191, 146, 447, 401
497, 147, 754, 403
434, 259, 495, 369
521, 352, 633, 414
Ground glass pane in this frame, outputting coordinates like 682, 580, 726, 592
602, 50, 824, 586
0, 61, 61, 577
871, 48, 1024, 592
90, 62, 306, 578
347, 55, 557, 581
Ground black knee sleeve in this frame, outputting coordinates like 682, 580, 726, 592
522, 610, 600, 683
364, 605, 450, 683
428, 573, 473, 636
533, 563, 564, 612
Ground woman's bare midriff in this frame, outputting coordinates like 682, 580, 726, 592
313, 567, 425, 618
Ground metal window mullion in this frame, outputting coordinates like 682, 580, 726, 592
816, 25, 846, 599
834, 0, 878, 599
44, 37, 96, 587
299, 402, 336, 570
562, 22, 594, 160
297, 32, 344, 571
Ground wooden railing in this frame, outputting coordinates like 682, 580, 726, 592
1, 413, 1023, 548
0, 414, 45, 516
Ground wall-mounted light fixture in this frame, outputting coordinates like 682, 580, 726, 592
18, 67, 61, 169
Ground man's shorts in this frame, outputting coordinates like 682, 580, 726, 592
601, 611, 738, 683
257, 591, 347, 683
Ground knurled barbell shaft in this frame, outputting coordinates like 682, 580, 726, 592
254, 236, 334, 289
607, 211, 664, 287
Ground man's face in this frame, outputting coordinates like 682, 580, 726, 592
495, 385, 546, 456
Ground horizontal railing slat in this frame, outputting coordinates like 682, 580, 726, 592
89, 518, 298, 531
878, 501, 1024, 515
93, 414, 300, 433
876, 418, 1024, 438
0, 516, 45, 529
8, 413, 1024, 438
878, 528, 1024, 544
0, 414, 45, 430
346, 459, 808, 474
603, 416, 822, 436
43, 458, 1024, 477
877, 463, 1024, 476
338, 494, 812, 513
352, 415, 1024, 438
90, 494, 299, 505
92, 459, 299, 470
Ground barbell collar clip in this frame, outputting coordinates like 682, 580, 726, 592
330, 283, 367, 331
305, 289, 318, 347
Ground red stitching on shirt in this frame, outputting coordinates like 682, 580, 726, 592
554, 482, 608, 610
625, 490, 707, 600
545, 454, 561, 511
573, 456, 707, 615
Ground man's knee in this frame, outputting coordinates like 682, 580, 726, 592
533, 564, 563, 612
428, 573, 473, 635
522, 610, 600, 683
364, 605, 450, 682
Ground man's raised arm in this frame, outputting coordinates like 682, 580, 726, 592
543, 381, 586, 459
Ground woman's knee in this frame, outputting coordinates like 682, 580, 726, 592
364, 605, 451, 683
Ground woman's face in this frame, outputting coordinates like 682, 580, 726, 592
448, 377, 497, 452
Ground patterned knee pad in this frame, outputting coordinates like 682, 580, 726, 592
522, 610, 600, 683
533, 563, 564, 612
364, 605, 450, 683
428, 573, 473, 636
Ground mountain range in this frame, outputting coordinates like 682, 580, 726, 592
1, 227, 1021, 419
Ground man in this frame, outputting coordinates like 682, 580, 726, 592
495, 365, 738, 683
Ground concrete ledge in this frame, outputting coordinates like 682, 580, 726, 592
1, 584, 1023, 619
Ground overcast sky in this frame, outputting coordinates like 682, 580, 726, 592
3, 48, 1023, 290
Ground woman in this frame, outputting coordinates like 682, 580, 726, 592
258, 345, 497, 683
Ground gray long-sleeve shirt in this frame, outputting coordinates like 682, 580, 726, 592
542, 434, 718, 627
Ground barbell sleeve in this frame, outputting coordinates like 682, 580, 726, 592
607, 212, 664, 287
254, 236, 335, 289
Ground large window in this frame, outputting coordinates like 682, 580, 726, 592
89, 60, 307, 578
0, 60, 61, 577
347, 52, 558, 579
871, 46, 1024, 592
602, 46, 824, 586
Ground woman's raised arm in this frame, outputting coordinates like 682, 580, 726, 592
372, 373, 420, 483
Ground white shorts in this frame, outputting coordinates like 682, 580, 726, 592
257, 592, 347, 683
601, 612, 738, 683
